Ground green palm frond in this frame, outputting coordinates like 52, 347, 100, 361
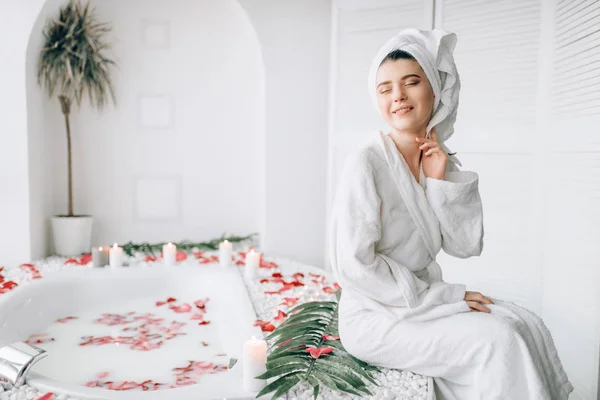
256, 291, 381, 400
37, 0, 116, 109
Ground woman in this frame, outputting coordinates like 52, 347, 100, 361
329, 29, 573, 400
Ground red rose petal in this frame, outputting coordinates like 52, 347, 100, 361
306, 347, 333, 359
274, 310, 287, 323
35, 393, 54, 400
169, 303, 192, 313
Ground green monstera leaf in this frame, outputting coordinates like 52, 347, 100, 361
256, 290, 380, 399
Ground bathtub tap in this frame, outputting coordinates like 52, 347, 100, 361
0, 342, 47, 388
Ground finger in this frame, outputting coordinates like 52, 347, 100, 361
464, 291, 481, 301
467, 301, 491, 313
419, 142, 433, 150
424, 147, 441, 156
471, 292, 494, 305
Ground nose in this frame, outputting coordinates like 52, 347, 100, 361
393, 85, 407, 102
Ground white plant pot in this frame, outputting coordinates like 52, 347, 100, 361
51, 216, 93, 257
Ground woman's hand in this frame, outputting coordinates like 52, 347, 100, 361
416, 128, 448, 180
464, 291, 494, 313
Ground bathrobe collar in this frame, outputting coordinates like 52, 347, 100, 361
377, 131, 442, 260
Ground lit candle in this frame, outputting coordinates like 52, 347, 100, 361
92, 246, 110, 268
109, 243, 123, 268
242, 336, 267, 392
219, 240, 233, 267
245, 250, 261, 280
162, 242, 176, 265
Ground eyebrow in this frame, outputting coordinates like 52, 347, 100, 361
376, 74, 421, 88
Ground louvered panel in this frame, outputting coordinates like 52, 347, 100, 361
556, 0, 597, 24
440, 153, 541, 314
552, 0, 600, 117
443, 0, 541, 129
556, 8, 600, 46
444, 0, 538, 23
542, 151, 600, 399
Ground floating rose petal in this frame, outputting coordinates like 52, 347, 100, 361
169, 303, 192, 313
194, 299, 209, 309
198, 320, 211, 325
56, 316, 78, 323
306, 347, 333, 359
97, 371, 110, 379
190, 313, 205, 320
309, 272, 321, 278
156, 297, 177, 306
201, 341, 209, 347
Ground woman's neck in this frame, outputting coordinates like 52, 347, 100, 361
388, 128, 426, 167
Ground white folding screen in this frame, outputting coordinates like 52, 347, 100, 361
542, 1, 600, 399
325, 0, 600, 398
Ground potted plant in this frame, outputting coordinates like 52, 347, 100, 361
38, 0, 116, 256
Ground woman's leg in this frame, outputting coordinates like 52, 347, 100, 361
339, 303, 569, 400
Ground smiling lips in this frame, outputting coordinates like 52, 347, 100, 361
392, 106, 413, 115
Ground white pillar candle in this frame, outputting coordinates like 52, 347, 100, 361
242, 336, 267, 392
245, 250, 261, 280
92, 246, 110, 268
109, 243, 123, 268
163, 242, 176, 265
219, 240, 233, 267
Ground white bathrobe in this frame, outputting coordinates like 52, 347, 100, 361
329, 130, 574, 400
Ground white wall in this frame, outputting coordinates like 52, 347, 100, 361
0, 1, 47, 267
239, 0, 331, 267
20, 0, 331, 268
29, 0, 265, 249
27, 0, 65, 261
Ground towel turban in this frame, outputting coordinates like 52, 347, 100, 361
368, 28, 462, 166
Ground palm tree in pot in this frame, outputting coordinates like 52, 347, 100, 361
38, 0, 116, 256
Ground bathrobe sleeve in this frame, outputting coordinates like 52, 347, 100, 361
424, 163, 484, 258
330, 153, 458, 308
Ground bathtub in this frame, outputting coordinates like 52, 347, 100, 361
0, 263, 265, 399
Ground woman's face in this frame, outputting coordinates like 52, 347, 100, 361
375, 58, 435, 135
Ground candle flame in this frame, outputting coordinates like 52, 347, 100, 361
251, 335, 256, 341
113, 243, 118, 248
99, 247, 102, 251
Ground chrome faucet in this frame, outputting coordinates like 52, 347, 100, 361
0, 342, 47, 388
